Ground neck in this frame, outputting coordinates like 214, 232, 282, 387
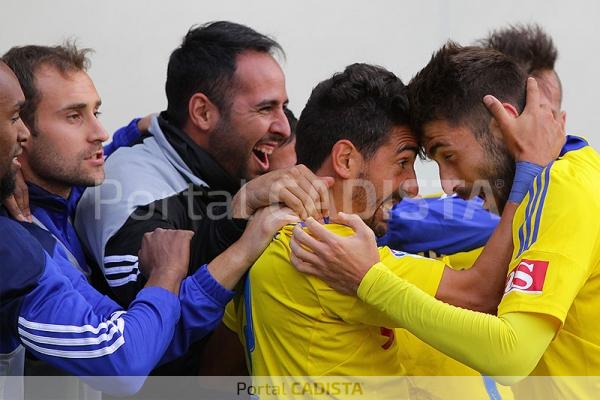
182, 120, 209, 149
19, 160, 71, 199
314, 163, 351, 217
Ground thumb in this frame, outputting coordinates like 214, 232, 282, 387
483, 95, 513, 134
336, 212, 369, 235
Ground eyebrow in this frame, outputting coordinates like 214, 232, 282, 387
427, 141, 450, 158
59, 100, 102, 112
397, 143, 419, 155
256, 98, 288, 109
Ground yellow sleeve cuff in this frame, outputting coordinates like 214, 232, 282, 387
357, 262, 394, 302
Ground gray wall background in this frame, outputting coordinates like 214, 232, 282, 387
1, 0, 598, 194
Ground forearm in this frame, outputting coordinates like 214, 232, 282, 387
207, 241, 252, 290
159, 265, 235, 364
20, 282, 180, 396
436, 202, 517, 313
359, 263, 556, 384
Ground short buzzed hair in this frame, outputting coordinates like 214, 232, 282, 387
478, 23, 557, 74
2, 42, 92, 132
478, 24, 562, 104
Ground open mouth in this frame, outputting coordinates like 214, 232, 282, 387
252, 144, 274, 171
84, 149, 105, 165
11, 147, 22, 168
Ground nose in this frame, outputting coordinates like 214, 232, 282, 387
90, 114, 109, 143
400, 167, 419, 198
270, 107, 291, 140
438, 165, 462, 195
16, 118, 30, 144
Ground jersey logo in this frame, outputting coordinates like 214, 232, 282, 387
380, 327, 395, 350
504, 259, 549, 294
390, 249, 424, 259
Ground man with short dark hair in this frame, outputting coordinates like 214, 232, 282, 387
75, 21, 331, 375
223, 62, 558, 395
292, 43, 597, 398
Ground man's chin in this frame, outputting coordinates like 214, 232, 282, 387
369, 220, 388, 238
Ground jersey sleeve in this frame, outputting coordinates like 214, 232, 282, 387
102, 118, 141, 157
317, 248, 445, 327
378, 196, 498, 254
159, 265, 235, 363
356, 264, 557, 383
499, 164, 600, 324
16, 251, 181, 396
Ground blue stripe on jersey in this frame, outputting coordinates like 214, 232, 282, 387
517, 186, 535, 256
517, 163, 553, 256
518, 176, 541, 256
243, 274, 255, 374
529, 165, 553, 249
482, 375, 502, 400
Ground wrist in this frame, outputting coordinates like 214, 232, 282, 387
228, 239, 255, 269
145, 269, 185, 295
508, 161, 544, 204
231, 190, 252, 219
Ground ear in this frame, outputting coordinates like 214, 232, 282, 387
488, 102, 519, 138
331, 140, 361, 179
501, 102, 519, 118
187, 92, 220, 131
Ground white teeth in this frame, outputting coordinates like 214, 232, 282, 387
253, 145, 273, 155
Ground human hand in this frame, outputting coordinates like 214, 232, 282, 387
136, 113, 154, 133
236, 205, 301, 266
2, 169, 31, 222
231, 164, 334, 221
483, 77, 565, 166
208, 205, 300, 289
140, 228, 194, 294
290, 212, 380, 295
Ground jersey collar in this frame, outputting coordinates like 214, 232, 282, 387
559, 135, 589, 157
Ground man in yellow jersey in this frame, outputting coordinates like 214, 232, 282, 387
382, 24, 566, 400
291, 43, 598, 399
224, 62, 561, 398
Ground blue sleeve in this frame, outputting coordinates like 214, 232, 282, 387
102, 118, 141, 158
159, 265, 235, 364
17, 252, 181, 396
378, 196, 500, 255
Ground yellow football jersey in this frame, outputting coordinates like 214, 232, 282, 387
497, 136, 600, 398
396, 248, 513, 400
225, 223, 444, 397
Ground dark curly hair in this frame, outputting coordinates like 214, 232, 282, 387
296, 63, 410, 171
